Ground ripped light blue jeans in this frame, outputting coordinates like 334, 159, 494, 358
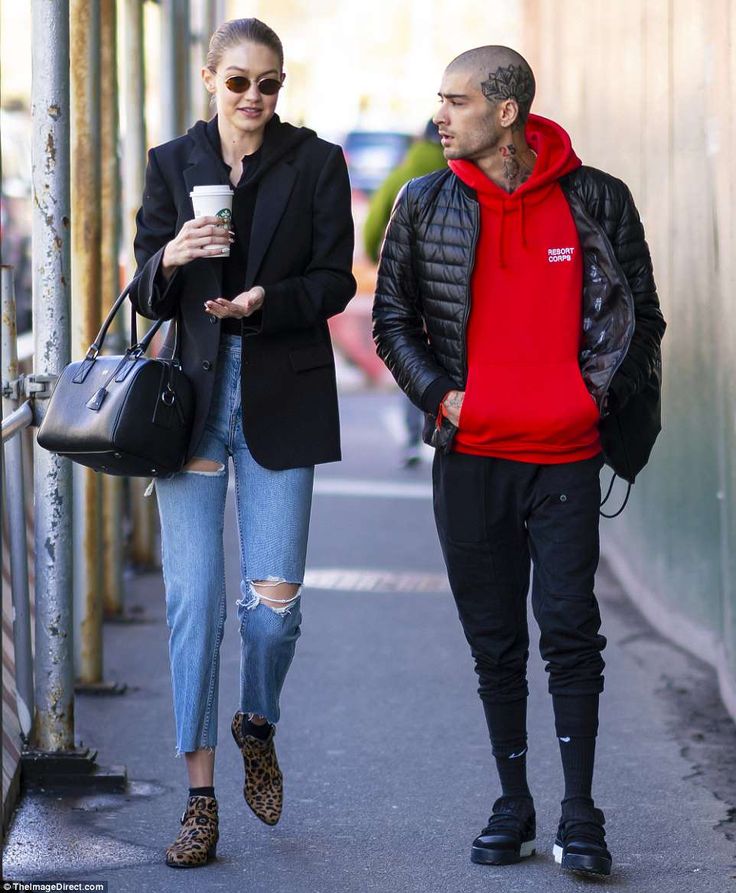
154, 333, 314, 755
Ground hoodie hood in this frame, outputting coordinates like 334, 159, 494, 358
448, 114, 581, 201
188, 113, 317, 186
448, 115, 581, 267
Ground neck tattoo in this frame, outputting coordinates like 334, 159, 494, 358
498, 143, 535, 193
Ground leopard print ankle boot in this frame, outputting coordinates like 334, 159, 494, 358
231, 711, 283, 825
165, 794, 219, 868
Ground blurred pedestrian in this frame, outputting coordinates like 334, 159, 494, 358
128, 16, 355, 868
364, 120, 445, 466
373, 45, 665, 879
363, 120, 445, 263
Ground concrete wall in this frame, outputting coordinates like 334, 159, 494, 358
522, 0, 735, 717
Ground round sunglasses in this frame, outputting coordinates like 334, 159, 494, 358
224, 75, 282, 96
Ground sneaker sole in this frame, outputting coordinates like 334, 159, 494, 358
471, 839, 536, 865
553, 843, 612, 876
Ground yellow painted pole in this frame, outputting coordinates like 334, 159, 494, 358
123, 0, 158, 569
71, 0, 103, 684
100, 0, 126, 617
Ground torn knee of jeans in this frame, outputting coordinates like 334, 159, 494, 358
182, 457, 225, 476
237, 578, 302, 614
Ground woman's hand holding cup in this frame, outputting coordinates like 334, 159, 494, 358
161, 217, 234, 278
204, 286, 265, 319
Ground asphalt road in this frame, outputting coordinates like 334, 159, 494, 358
3, 390, 735, 892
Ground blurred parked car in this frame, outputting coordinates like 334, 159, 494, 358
342, 130, 412, 196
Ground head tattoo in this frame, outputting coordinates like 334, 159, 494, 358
481, 64, 535, 120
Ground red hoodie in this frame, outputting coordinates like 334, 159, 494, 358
448, 114, 602, 464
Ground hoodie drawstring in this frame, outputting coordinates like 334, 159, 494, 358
519, 196, 527, 248
498, 203, 507, 268
497, 198, 527, 269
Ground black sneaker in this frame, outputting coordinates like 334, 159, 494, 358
471, 796, 536, 865
553, 798, 612, 877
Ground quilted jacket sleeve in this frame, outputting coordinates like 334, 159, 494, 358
606, 182, 666, 411
372, 182, 458, 412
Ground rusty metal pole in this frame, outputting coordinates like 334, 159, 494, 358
70, 0, 104, 685
100, 0, 125, 617
30, 0, 75, 751
122, 0, 146, 281
161, 0, 191, 142
198, 0, 225, 119
206, 0, 226, 33
123, 0, 159, 569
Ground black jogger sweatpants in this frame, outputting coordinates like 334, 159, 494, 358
432, 450, 607, 740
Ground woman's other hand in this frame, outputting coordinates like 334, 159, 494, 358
160, 217, 234, 278
204, 286, 265, 319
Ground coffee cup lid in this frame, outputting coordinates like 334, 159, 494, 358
190, 185, 234, 196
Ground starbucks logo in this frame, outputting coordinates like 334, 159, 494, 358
217, 208, 232, 225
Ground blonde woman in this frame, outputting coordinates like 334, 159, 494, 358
129, 17, 355, 868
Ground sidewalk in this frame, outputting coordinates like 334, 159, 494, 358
3, 391, 735, 891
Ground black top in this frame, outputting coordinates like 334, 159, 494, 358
204, 117, 262, 334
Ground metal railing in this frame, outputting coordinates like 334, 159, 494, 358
2, 266, 35, 743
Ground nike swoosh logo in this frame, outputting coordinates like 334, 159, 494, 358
559, 736, 571, 743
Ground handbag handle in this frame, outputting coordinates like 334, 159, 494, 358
129, 280, 181, 361
86, 278, 171, 360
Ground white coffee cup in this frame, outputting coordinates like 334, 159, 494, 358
190, 185, 234, 257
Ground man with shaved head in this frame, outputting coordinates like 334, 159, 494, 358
373, 46, 665, 878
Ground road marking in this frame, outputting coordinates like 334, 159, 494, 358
304, 568, 449, 593
228, 475, 432, 498
313, 478, 432, 499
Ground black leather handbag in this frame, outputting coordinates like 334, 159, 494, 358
37, 284, 195, 477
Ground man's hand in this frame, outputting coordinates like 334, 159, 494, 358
441, 390, 465, 426
204, 286, 265, 319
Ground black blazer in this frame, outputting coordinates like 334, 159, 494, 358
129, 115, 356, 470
